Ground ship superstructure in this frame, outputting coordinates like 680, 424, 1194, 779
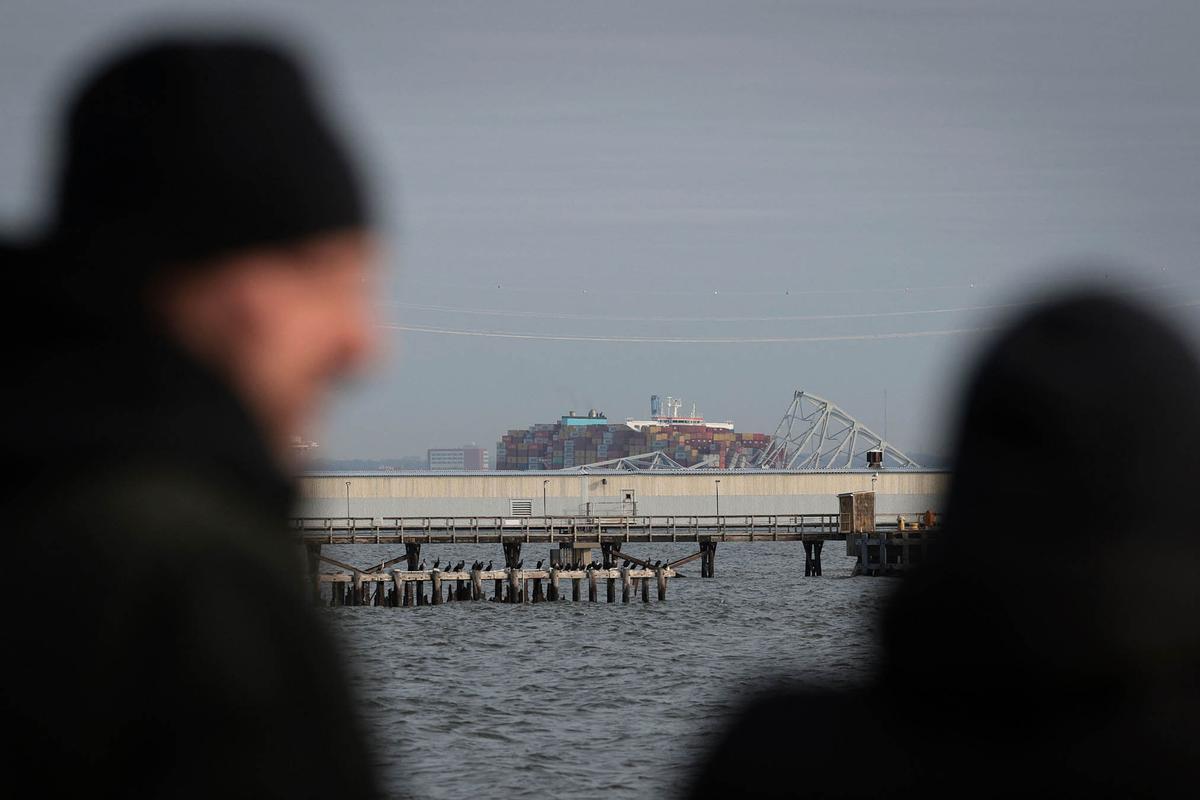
624, 394, 735, 432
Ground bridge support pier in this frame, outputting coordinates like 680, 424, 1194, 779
700, 540, 718, 578
803, 540, 826, 576
557, 542, 595, 569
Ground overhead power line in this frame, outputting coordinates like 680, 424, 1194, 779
377, 322, 994, 344
381, 299, 1026, 324
383, 279, 1200, 325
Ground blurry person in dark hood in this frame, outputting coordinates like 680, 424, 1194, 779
1, 34, 383, 796
688, 290, 1200, 798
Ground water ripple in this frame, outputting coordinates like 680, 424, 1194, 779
322, 542, 890, 799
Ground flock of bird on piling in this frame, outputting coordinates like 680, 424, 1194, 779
322, 552, 677, 608
416, 557, 671, 572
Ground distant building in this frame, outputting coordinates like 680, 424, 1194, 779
427, 446, 489, 471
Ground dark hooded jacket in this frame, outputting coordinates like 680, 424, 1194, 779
0, 254, 379, 795
1, 36, 380, 795
688, 290, 1200, 798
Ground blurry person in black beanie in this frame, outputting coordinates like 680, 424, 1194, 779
687, 288, 1200, 798
1, 35, 383, 795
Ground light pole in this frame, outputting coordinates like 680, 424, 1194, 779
543, 479, 550, 517
345, 480, 351, 522
714, 479, 721, 518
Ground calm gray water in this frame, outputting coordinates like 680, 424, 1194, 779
322, 542, 895, 799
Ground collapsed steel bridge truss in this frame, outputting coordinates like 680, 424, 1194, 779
566, 451, 719, 471
757, 390, 920, 470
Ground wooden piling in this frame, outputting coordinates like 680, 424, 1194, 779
508, 568, 520, 605
642, 574, 650, 603
572, 576, 581, 602
391, 571, 404, 606
813, 540, 824, 576
621, 566, 631, 603
351, 571, 363, 607
587, 568, 597, 602
416, 579, 425, 606
405, 542, 421, 571
305, 542, 322, 603
431, 570, 443, 605
657, 565, 667, 601
548, 568, 559, 601
803, 540, 814, 577
471, 568, 483, 601
607, 574, 616, 603
494, 577, 504, 602
333, 579, 346, 607
699, 539, 718, 578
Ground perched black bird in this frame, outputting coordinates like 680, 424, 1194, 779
454, 560, 465, 571
516, 560, 524, 569
432, 558, 441, 570
418, 561, 426, 570
654, 560, 662, 569
536, 559, 543, 569
485, 560, 493, 571
621, 559, 630, 569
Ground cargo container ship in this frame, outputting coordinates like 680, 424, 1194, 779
496, 395, 770, 470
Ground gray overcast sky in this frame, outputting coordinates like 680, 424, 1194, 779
4, 1, 1199, 460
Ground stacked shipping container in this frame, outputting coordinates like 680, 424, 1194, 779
496, 416, 772, 470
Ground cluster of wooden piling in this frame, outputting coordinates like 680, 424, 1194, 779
323, 565, 675, 607
848, 530, 932, 576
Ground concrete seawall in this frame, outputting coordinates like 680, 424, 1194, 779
296, 469, 949, 520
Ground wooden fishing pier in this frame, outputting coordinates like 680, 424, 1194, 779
296, 491, 940, 607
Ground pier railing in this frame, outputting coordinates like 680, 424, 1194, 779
289, 513, 938, 544
292, 513, 839, 542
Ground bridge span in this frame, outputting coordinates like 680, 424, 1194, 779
297, 497, 941, 595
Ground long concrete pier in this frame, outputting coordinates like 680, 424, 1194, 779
298, 493, 941, 603
292, 513, 850, 544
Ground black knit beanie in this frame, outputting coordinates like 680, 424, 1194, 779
46, 34, 368, 303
